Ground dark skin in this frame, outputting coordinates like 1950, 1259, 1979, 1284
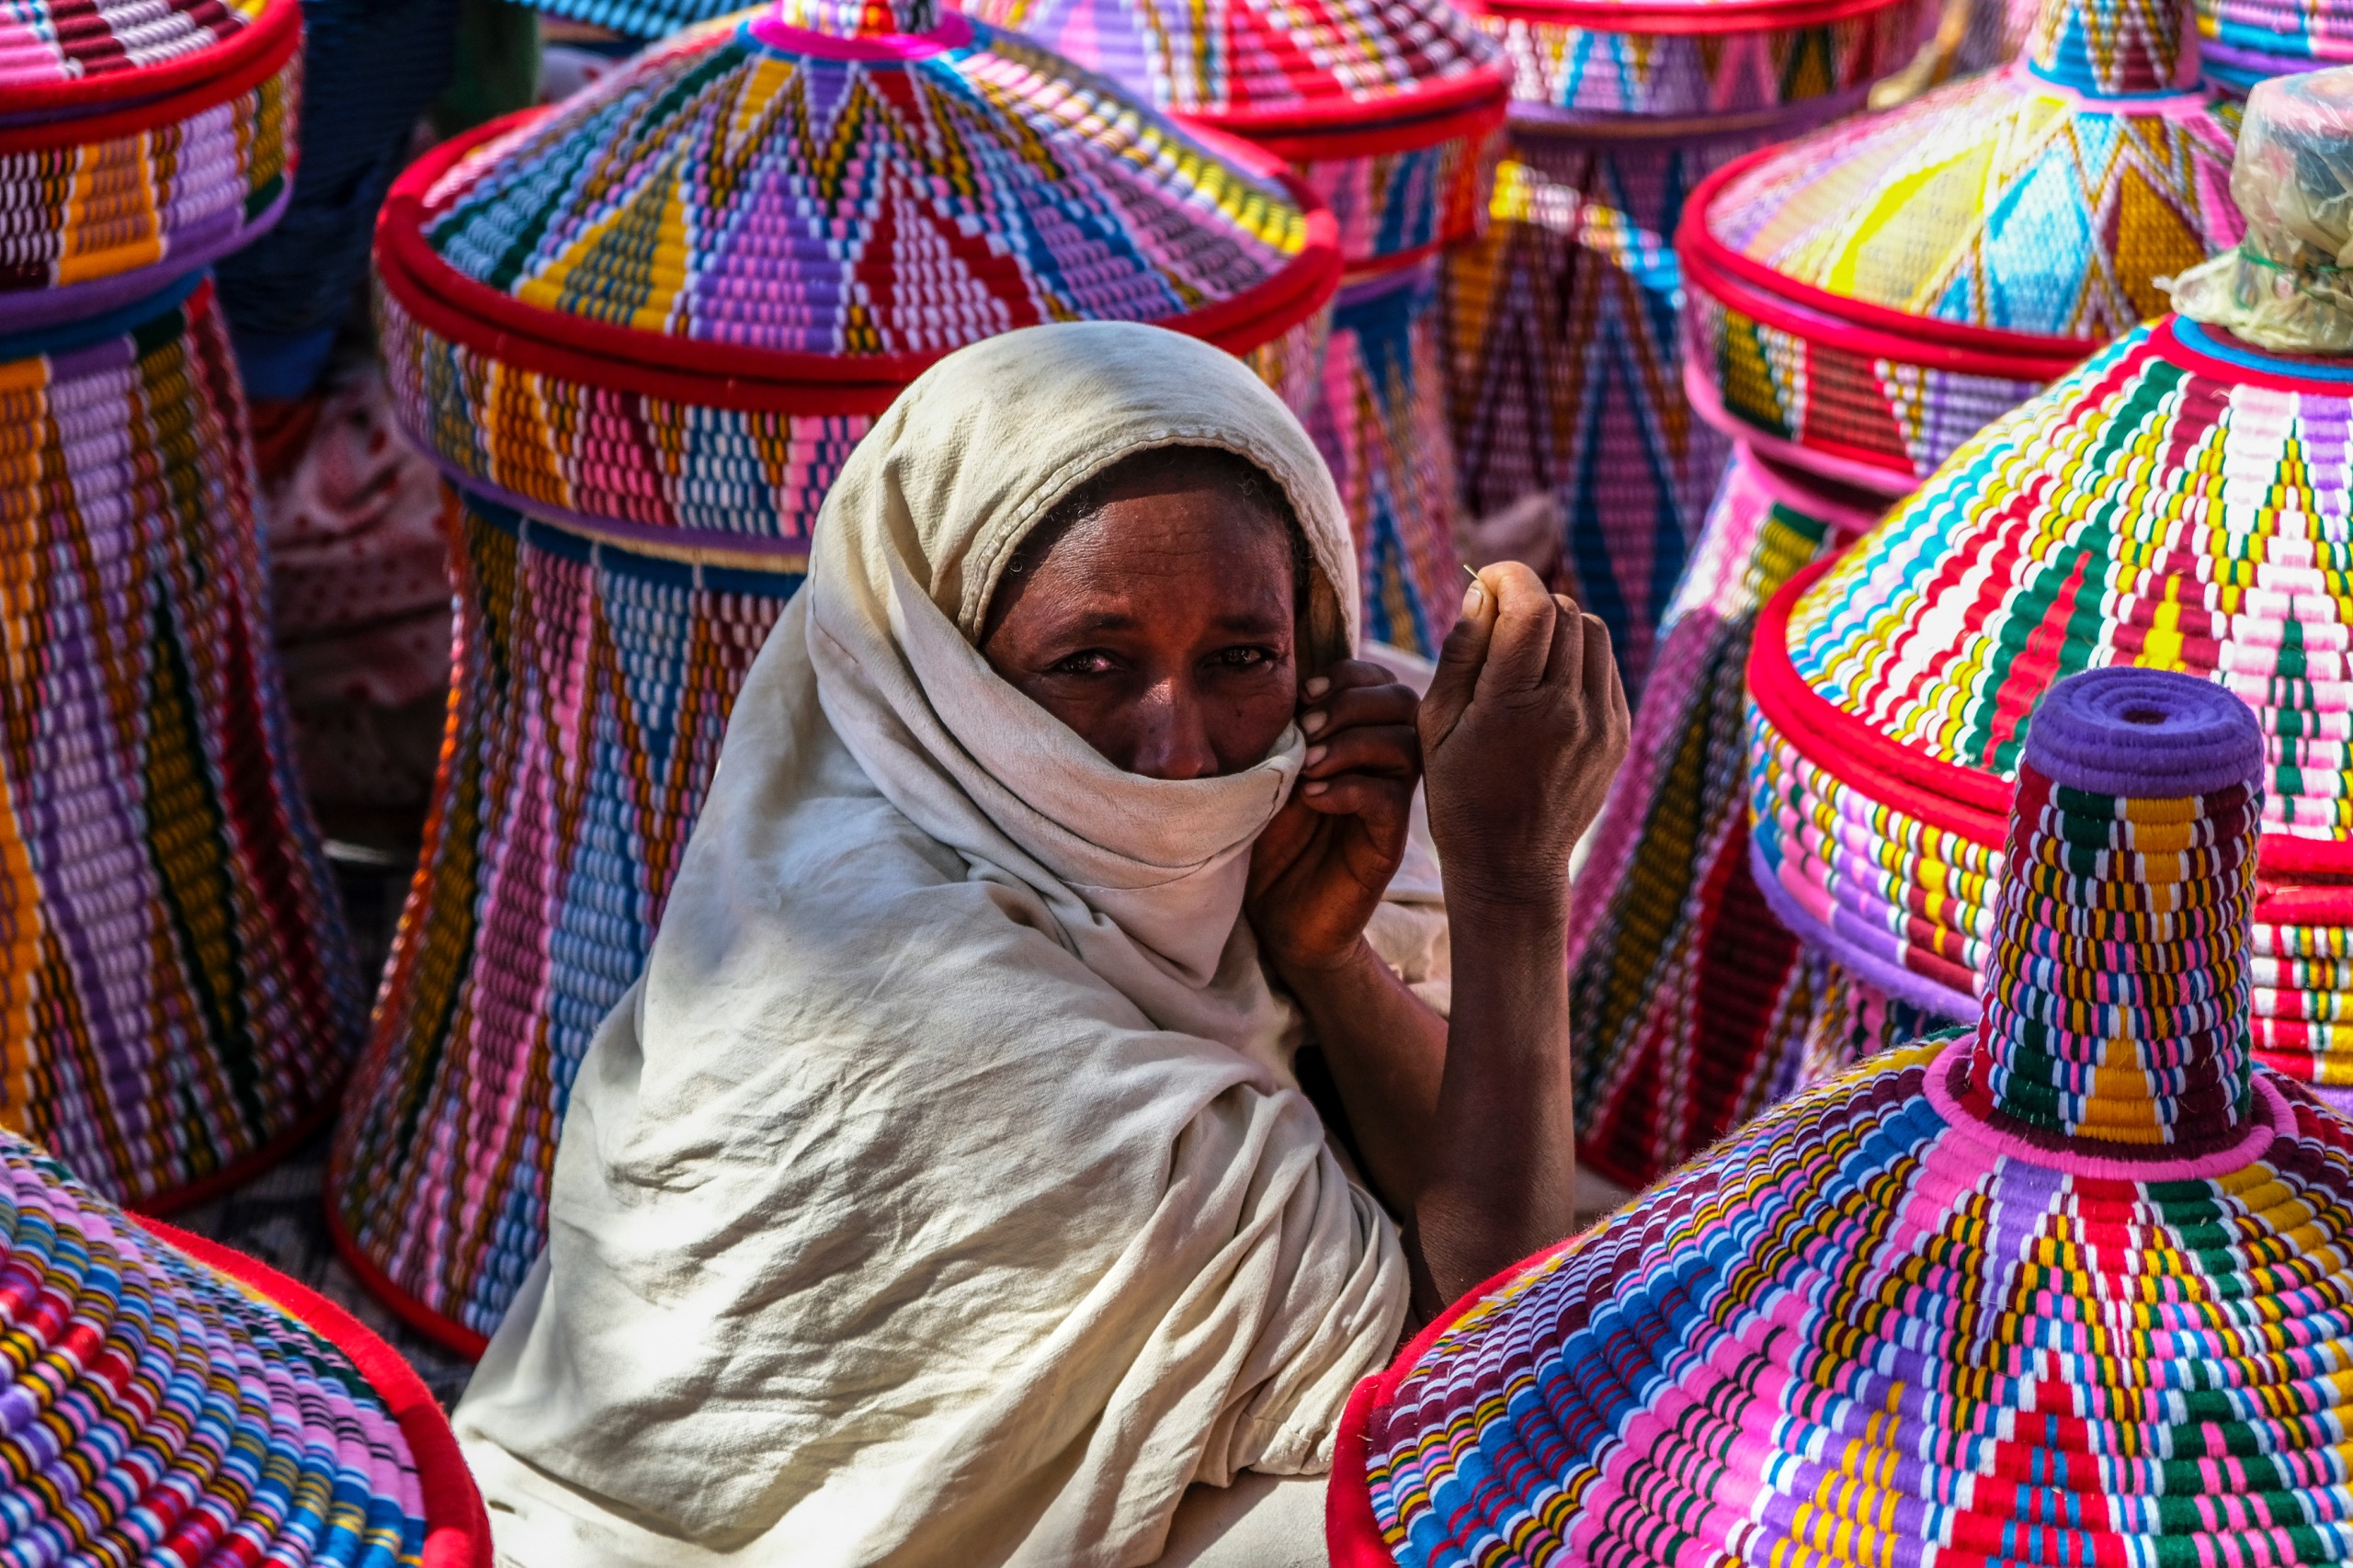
983, 463, 1629, 1315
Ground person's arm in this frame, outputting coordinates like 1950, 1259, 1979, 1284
1410, 564, 1625, 1309
1247, 565, 1628, 1312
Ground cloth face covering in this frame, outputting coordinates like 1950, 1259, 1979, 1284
452, 321, 1414, 1568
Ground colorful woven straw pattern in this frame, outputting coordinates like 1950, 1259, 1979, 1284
1336, 667, 2353, 1568
378, 282, 875, 545
1681, 0, 2241, 494
0, 275, 361, 1210
960, 0, 1503, 128
0, 0, 298, 331
1444, 126, 1760, 696
331, 500, 795, 1350
411, 25, 1318, 362
1567, 447, 1884, 1188
1283, 117, 1504, 275
1307, 262, 1461, 659
1461, 0, 1929, 122
0, 1128, 474, 1568
961, 0, 1508, 278
2199, 0, 2353, 93
0, 0, 268, 85
353, 0, 1342, 1351
1748, 313, 2353, 1093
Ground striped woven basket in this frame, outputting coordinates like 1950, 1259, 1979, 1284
0, 275, 362, 1210
1336, 666, 2353, 1568
0, 1123, 490, 1566
1566, 445, 1888, 1189
1748, 310, 2353, 1103
0, 0, 300, 331
1440, 0, 1933, 697
2200, 0, 2353, 92
1680, 0, 2244, 498
342, 0, 1345, 1354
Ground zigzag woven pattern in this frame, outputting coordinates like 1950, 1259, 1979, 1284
416, 21, 1311, 360
1749, 316, 2353, 1091
1288, 126, 1501, 274
332, 499, 795, 1344
1703, 82, 2234, 340
1342, 669, 2353, 1568
1467, 0, 1927, 120
0, 277, 361, 1209
0, 1131, 438, 1566
379, 285, 874, 545
958, 0, 1499, 120
1443, 129, 1757, 697
1684, 283, 2051, 485
1307, 262, 1461, 658
0, 0, 299, 330
1566, 448, 1876, 1188
1680, 0, 2242, 494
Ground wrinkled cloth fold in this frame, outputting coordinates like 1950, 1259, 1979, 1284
453, 323, 1413, 1567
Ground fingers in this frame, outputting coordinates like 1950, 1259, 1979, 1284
1582, 611, 1627, 739
1302, 723, 1419, 782
1472, 563, 1561, 701
1423, 572, 1499, 745
1541, 592, 1585, 697
1301, 680, 1416, 743
1296, 773, 1414, 835
1302, 658, 1401, 706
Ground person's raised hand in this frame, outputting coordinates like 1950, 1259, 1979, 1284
1420, 564, 1629, 914
1246, 659, 1421, 976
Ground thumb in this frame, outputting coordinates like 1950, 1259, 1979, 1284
1423, 571, 1498, 748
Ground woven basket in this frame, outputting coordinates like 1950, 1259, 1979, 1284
1748, 313, 2353, 1101
0, 276, 361, 1210
1566, 445, 1887, 1189
0, 1126, 488, 1567
1442, 0, 1932, 695
0, 0, 300, 331
2199, 0, 2353, 93
342, 0, 1345, 1354
1680, 0, 2242, 497
1337, 667, 2353, 1568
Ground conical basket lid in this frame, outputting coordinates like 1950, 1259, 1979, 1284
378, 1, 1336, 403
0, 1128, 487, 1564
1746, 305, 2353, 1085
1336, 669, 2353, 1568
1680, 0, 2240, 491
0, 0, 299, 327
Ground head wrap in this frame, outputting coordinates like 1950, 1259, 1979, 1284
453, 321, 1409, 1567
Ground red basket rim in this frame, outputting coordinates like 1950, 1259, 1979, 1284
1678, 143, 2119, 370
376, 108, 1342, 410
1180, 55, 1509, 137
0, 0, 298, 128
1327, 1233, 1588, 1565
140, 1220, 494, 1568
1229, 72, 1509, 163
319, 1192, 496, 1361
0, 0, 298, 153
1749, 556, 2353, 896
1457, 0, 1915, 37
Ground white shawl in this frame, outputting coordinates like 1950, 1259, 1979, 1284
452, 324, 1413, 1568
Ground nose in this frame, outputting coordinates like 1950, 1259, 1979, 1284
1125, 676, 1222, 780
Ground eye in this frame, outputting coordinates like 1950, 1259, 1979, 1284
1211, 646, 1277, 671
1050, 650, 1120, 676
